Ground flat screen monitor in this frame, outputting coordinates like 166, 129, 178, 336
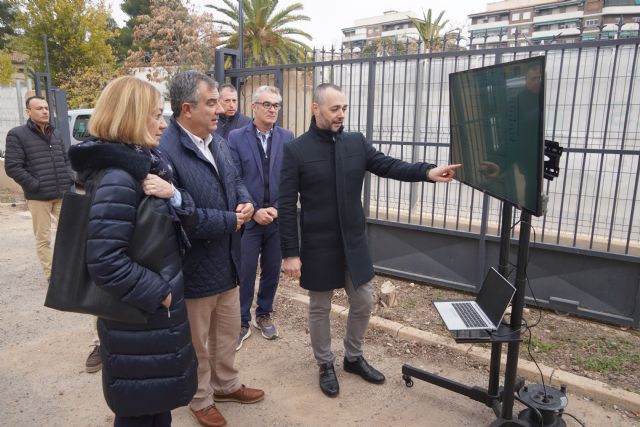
449, 56, 545, 216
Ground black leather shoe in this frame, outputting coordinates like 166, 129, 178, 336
319, 363, 339, 397
343, 356, 385, 384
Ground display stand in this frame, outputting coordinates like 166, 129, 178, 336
401, 202, 535, 426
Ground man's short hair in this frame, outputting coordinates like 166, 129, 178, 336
25, 95, 46, 109
313, 83, 342, 104
252, 85, 282, 104
219, 83, 238, 94
88, 76, 161, 148
170, 71, 217, 118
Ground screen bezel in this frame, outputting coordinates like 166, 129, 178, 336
449, 56, 546, 217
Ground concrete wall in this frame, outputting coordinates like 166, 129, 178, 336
0, 158, 23, 193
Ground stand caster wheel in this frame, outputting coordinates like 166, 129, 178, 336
403, 374, 414, 387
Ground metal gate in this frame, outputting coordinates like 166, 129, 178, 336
217, 38, 640, 327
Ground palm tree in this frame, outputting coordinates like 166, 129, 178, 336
408, 8, 455, 51
207, 0, 312, 66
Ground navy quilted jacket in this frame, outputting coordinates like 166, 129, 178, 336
160, 117, 254, 298
68, 140, 198, 417
4, 120, 74, 200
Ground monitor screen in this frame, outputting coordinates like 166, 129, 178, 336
449, 56, 545, 216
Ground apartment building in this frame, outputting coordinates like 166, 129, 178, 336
341, 10, 421, 50
467, 0, 640, 48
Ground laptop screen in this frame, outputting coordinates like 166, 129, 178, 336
476, 268, 516, 327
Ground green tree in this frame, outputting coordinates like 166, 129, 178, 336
14, 0, 116, 85
111, 0, 151, 63
125, 0, 217, 78
58, 65, 121, 108
0, 0, 17, 50
0, 50, 13, 84
408, 9, 454, 51
208, 0, 312, 66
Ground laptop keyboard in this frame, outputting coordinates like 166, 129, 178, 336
452, 302, 489, 328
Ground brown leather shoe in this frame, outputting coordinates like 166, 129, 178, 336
214, 384, 265, 404
190, 404, 227, 427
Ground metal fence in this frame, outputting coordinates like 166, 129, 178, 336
222, 36, 640, 326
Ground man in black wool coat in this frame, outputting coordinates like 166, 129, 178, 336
279, 83, 461, 398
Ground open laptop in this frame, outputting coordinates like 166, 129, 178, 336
434, 268, 516, 331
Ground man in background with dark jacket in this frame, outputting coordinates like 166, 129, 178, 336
4, 95, 74, 281
228, 86, 294, 350
215, 83, 252, 140
6, 96, 102, 375
160, 71, 264, 427
279, 83, 461, 398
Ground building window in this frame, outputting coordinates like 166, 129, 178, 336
523, 12, 531, 20
585, 18, 599, 27
512, 12, 520, 21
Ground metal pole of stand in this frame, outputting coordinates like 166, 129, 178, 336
499, 210, 532, 422
489, 202, 514, 403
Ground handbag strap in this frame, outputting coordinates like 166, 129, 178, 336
84, 169, 107, 201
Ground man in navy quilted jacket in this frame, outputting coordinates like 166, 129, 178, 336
160, 71, 264, 427
4, 95, 74, 280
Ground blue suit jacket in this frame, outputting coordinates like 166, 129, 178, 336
228, 123, 294, 213
160, 117, 254, 298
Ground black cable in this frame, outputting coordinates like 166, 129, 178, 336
524, 319, 549, 400
563, 412, 587, 427
514, 394, 544, 427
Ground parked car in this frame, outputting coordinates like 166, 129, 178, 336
68, 108, 93, 145
68, 108, 173, 145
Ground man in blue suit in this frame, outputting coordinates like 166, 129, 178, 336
228, 86, 294, 350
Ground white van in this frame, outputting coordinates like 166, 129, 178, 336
68, 108, 94, 145
68, 108, 173, 145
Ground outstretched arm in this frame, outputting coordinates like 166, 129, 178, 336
427, 164, 462, 182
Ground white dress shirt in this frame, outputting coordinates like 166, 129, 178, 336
178, 123, 218, 172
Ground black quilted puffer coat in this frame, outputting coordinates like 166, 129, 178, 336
4, 119, 74, 200
68, 140, 197, 417
160, 117, 254, 299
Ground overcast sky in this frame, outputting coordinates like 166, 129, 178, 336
107, 0, 490, 48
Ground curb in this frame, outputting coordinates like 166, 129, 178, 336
283, 290, 640, 412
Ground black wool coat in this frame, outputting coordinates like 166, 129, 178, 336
4, 120, 74, 200
68, 140, 198, 417
279, 117, 436, 292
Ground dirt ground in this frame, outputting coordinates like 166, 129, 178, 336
298, 275, 640, 395
0, 199, 638, 427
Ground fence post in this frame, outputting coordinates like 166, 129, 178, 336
52, 88, 70, 150
363, 60, 376, 217
410, 57, 425, 210
214, 49, 226, 85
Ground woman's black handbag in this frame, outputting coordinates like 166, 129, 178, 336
45, 171, 173, 324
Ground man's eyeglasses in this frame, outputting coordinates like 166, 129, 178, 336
259, 101, 281, 110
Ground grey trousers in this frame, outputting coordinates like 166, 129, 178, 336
308, 276, 374, 365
